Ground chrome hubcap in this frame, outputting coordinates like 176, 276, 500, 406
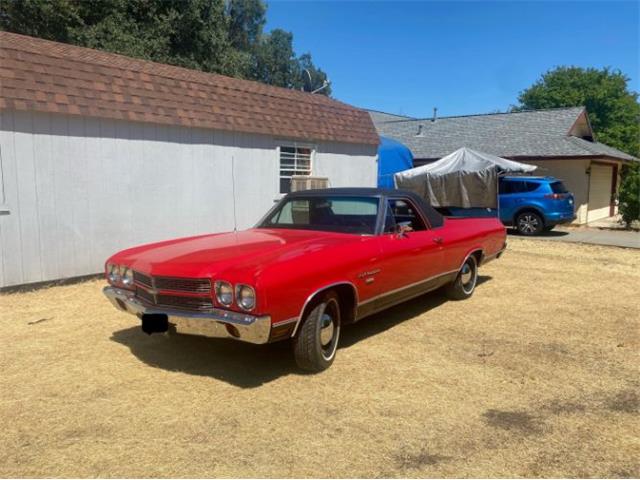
518, 215, 539, 233
460, 263, 472, 285
461, 260, 477, 294
319, 299, 340, 361
320, 313, 334, 346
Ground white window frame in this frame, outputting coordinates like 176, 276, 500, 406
278, 142, 315, 194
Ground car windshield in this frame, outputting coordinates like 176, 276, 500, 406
550, 181, 569, 194
258, 196, 380, 234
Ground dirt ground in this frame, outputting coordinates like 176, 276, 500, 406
1, 238, 639, 478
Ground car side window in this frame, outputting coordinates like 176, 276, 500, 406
499, 179, 511, 194
501, 180, 537, 194
384, 198, 428, 232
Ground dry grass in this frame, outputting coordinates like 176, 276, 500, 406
1, 238, 639, 478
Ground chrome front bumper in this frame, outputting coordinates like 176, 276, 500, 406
103, 286, 271, 344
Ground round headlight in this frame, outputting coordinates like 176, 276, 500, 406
121, 267, 134, 286
236, 284, 256, 311
107, 263, 121, 283
215, 281, 233, 306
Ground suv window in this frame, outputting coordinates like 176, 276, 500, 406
550, 181, 569, 194
384, 198, 428, 232
500, 180, 540, 194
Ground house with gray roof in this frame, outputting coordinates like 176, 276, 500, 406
369, 106, 638, 224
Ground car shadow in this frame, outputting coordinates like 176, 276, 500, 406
507, 228, 569, 238
340, 275, 492, 348
110, 275, 492, 388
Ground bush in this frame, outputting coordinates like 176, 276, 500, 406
618, 163, 640, 227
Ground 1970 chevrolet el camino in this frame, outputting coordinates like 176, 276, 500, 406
104, 188, 506, 371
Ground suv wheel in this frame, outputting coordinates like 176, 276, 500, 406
516, 211, 544, 236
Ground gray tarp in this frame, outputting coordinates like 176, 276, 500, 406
393, 147, 537, 208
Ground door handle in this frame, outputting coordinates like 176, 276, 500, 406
433, 236, 444, 244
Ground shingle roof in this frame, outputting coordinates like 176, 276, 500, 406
367, 109, 414, 124
370, 107, 637, 162
0, 31, 379, 146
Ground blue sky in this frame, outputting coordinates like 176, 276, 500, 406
265, 1, 640, 118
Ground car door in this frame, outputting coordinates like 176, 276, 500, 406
374, 197, 445, 311
498, 179, 525, 224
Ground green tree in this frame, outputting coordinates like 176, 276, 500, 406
618, 164, 640, 227
516, 66, 640, 158
0, 0, 331, 92
252, 28, 296, 88
294, 53, 331, 95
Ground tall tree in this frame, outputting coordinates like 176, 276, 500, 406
0, 0, 331, 93
516, 66, 640, 157
252, 28, 296, 88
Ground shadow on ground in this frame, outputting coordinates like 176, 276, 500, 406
507, 228, 569, 238
110, 276, 492, 388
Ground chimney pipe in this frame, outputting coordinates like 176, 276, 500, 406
416, 124, 424, 136
432, 107, 438, 122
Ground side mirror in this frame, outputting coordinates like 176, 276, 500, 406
394, 221, 413, 238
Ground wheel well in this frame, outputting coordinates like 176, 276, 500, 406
463, 249, 484, 267
514, 207, 545, 226
300, 283, 358, 330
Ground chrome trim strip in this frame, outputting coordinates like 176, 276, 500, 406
291, 281, 359, 337
357, 268, 460, 307
272, 317, 298, 327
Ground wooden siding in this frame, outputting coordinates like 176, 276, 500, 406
0, 110, 377, 288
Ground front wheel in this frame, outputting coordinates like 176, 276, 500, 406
516, 211, 544, 236
446, 255, 478, 300
293, 292, 341, 372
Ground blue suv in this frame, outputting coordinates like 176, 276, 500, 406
499, 176, 575, 235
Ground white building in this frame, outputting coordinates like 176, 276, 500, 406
0, 32, 379, 288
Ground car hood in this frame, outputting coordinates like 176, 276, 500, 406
110, 228, 362, 279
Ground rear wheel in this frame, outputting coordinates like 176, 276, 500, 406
516, 211, 544, 236
446, 255, 478, 300
293, 292, 341, 372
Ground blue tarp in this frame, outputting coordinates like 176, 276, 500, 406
377, 136, 413, 188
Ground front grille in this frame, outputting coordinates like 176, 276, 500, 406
135, 287, 213, 313
132, 271, 211, 293
133, 271, 152, 289
156, 294, 214, 312
154, 277, 211, 293
136, 287, 155, 305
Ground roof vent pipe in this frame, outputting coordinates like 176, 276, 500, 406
416, 124, 424, 136
432, 107, 438, 122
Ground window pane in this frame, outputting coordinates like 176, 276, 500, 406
389, 198, 427, 231
262, 196, 379, 234
551, 181, 569, 194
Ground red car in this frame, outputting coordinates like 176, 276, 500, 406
104, 188, 506, 371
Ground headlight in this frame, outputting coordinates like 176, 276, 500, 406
107, 263, 121, 283
236, 284, 256, 311
215, 281, 233, 306
121, 267, 134, 286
